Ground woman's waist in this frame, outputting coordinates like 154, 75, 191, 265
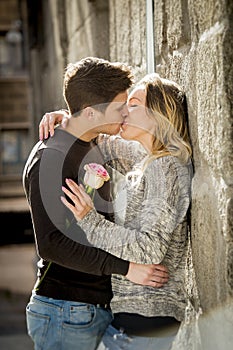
110, 293, 187, 322
112, 275, 186, 296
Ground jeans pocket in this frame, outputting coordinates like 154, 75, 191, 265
65, 303, 96, 328
26, 304, 50, 349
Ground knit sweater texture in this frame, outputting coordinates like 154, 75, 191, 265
77, 135, 193, 321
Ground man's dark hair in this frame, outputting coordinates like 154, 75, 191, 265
63, 56, 134, 115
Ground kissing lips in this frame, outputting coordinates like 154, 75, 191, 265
121, 120, 128, 130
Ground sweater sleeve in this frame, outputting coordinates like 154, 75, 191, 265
76, 157, 192, 264
96, 134, 147, 174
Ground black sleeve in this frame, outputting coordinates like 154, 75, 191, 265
25, 148, 129, 277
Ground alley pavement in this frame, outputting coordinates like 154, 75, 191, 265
0, 243, 36, 350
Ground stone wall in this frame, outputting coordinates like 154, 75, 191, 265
109, 0, 147, 78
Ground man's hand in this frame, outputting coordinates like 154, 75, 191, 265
126, 262, 168, 288
39, 109, 70, 140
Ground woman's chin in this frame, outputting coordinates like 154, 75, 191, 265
119, 130, 130, 140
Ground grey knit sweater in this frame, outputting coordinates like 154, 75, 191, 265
77, 135, 193, 321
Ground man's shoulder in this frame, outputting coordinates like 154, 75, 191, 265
23, 132, 74, 176
43, 129, 78, 155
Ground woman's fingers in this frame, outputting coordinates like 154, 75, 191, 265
154, 263, 168, 273
147, 270, 169, 288
61, 115, 69, 128
39, 112, 57, 140
153, 265, 168, 278
61, 186, 85, 221
61, 179, 93, 221
151, 274, 168, 284
65, 179, 88, 207
39, 113, 51, 140
60, 196, 77, 217
65, 178, 81, 194
48, 114, 57, 137
39, 110, 68, 141
147, 280, 165, 288
66, 179, 93, 208
62, 186, 82, 208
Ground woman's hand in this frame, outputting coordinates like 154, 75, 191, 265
61, 179, 93, 221
39, 109, 70, 140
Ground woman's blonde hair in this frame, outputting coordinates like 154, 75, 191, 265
137, 73, 192, 163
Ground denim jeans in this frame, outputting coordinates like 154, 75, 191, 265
97, 324, 177, 350
26, 293, 113, 350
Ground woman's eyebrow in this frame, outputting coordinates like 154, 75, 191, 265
128, 96, 142, 103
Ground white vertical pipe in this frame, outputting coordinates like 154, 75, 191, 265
146, 0, 155, 73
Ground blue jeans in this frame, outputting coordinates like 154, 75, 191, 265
26, 293, 113, 350
97, 324, 177, 350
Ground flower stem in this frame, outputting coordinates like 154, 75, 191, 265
85, 185, 95, 200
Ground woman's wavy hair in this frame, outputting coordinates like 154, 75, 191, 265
137, 73, 192, 163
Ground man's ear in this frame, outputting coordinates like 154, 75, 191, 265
84, 106, 95, 120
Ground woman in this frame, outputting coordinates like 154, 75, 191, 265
40, 73, 193, 350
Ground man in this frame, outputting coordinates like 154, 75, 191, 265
23, 57, 168, 350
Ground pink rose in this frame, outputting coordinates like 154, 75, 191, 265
83, 163, 110, 190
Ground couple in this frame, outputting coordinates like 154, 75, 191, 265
24, 57, 193, 350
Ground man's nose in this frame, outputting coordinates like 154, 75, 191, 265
121, 104, 129, 118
